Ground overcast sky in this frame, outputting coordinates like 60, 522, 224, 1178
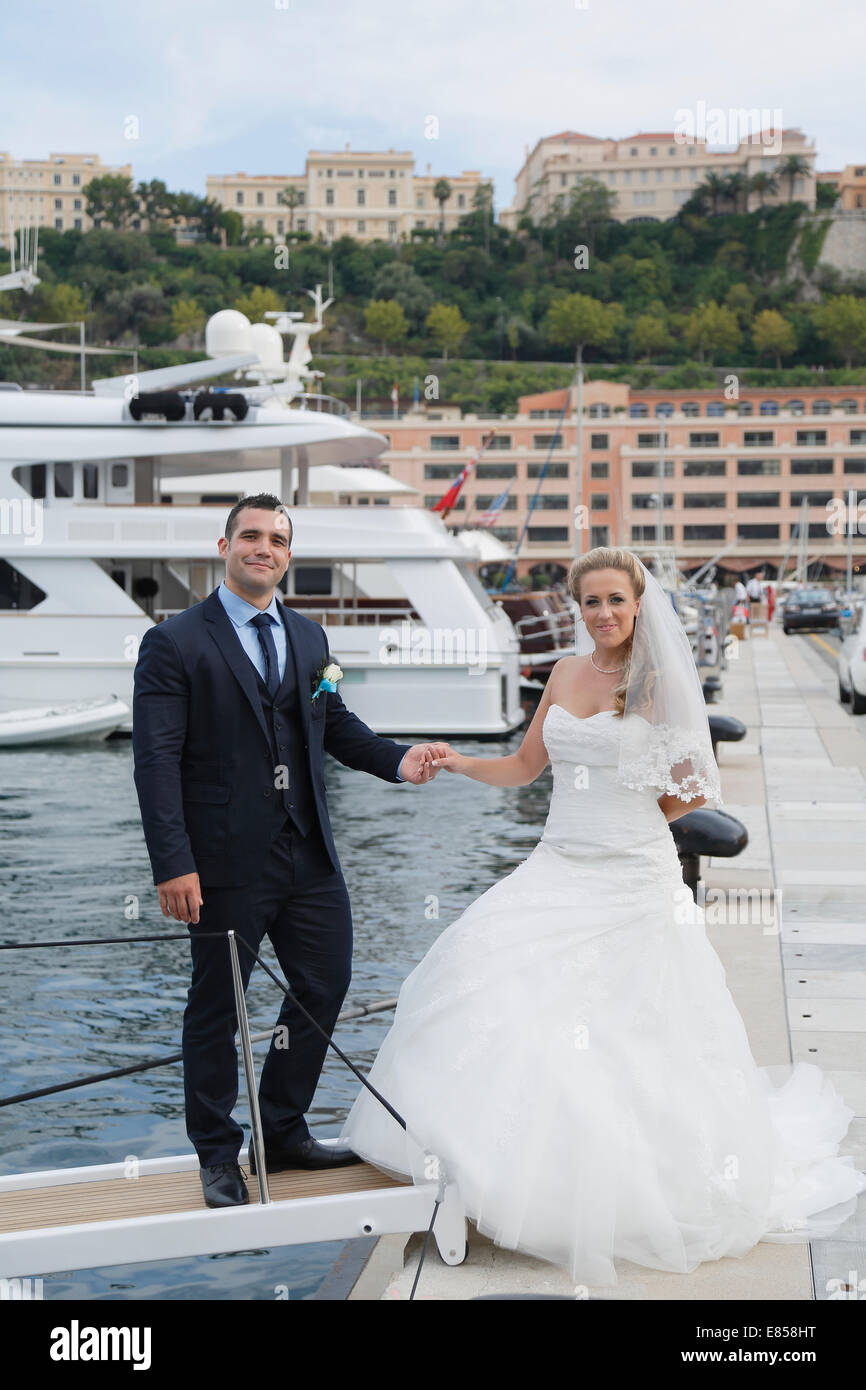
1, 0, 862, 211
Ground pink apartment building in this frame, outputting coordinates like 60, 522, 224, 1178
361, 380, 866, 582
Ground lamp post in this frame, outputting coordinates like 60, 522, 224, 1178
573, 353, 584, 558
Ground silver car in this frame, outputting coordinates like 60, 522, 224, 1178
838, 599, 866, 715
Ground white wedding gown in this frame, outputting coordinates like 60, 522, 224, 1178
340, 703, 865, 1285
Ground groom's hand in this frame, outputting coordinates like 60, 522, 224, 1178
158, 872, 203, 924
399, 743, 454, 784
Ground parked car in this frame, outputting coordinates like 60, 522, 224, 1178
838, 600, 866, 714
781, 588, 840, 635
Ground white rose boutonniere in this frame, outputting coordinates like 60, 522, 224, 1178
312, 660, 343, 701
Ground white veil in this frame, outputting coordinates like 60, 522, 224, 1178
573, 554, 723, 809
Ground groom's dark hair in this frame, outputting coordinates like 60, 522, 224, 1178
225, 493, 293, 546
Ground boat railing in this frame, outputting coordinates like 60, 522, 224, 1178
153, 599, 424, 627
284, 596, 422, 628
0, 927, 451, 1293
511, 610, 575, 646
291, 392, 351, 417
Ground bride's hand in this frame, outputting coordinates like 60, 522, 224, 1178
430, 747, 468, 774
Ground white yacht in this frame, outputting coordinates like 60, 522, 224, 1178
0, 305, 523, 737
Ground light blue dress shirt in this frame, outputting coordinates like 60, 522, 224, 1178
217, 580, 287, 684
217, 581, 407, 780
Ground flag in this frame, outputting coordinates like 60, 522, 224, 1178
413, 376, 420, 406
476, 485, 511, 528
429, 431, 498, 523
432, 463, 473, 521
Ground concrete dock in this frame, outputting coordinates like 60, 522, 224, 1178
348, 619, 866, 1300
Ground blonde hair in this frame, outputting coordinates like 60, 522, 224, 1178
566, 547, 653, 718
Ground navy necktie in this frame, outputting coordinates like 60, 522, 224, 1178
249, 612, 281, 696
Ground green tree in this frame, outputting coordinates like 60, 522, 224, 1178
426, 302, 469, 359
722, 172, 748, 214
545, 292, 624, 366
631, 313, 672, 361
279, 185, 304, 233
816, 180, 839, 210
682, 300, 741, 363
778, 155, 810, 203
235, 285, 283, 321
469, 182, 494, 255
220, 209, 244, 245
749, 171, 779, 208
699, 173, 728, 216
724, 282, 755, 326
433, 178, 452, 242
84, 174, 139, 229
34, 281, 89, 323
136, 179, 176, 229
104, 282, 165, 342
171, 296, 205, 347
370, 261, 435, 330
752, 309, 797, 368
505, 314, 532, 360
364, 298, 408, 353
564, 177, 617, 254
812, 294, 866, 367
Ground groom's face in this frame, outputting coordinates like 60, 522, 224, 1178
218, 507, 292, 603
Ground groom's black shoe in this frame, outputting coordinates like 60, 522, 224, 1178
247, 1136, 363, 1175
199, 1161, 249, 1208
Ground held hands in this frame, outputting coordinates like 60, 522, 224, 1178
158, 872, 203, 925
430, 750, 469, 774
400, 742, 456, 784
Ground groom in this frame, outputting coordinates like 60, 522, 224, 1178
132, 494, 449, 1208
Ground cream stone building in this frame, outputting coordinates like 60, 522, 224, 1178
500, 128, 816, 228
0, 152, 133, 248
207, 146, 487, 244
817, 165, 866, 211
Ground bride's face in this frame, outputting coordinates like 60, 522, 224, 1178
578, 569, 640, 656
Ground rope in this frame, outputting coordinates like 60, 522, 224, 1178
232, 934, 408, 1133
0, 998, 400, 1107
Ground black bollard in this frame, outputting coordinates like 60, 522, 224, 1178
670, 807, 749, 902
707, 714, 747, 763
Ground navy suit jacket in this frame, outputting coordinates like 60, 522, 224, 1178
132, 588, 412, 887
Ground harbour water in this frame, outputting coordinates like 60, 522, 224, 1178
0, 722, 547, 1299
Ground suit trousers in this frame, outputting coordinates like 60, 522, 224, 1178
182, 815, 353, 1165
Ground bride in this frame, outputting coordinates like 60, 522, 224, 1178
339, 546, 865, 1286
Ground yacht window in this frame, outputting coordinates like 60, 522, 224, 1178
111, 463, 129, 488
31, 463, 47, 499
83, 463, 99, 498
294, 566, 332, 595
54, 462, 74, 498
0, 558, 47, 610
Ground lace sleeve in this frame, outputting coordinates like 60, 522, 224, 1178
617, 718, 723, 808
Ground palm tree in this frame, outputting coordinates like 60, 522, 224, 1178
777, 155, 810, 204
433, 178, 452, 242
700, 172, 727, 216
542, 193, 566, 259
723, 172, 748, 214
748, 170, 779, 209
279, 184, 303, 232
471, 182, 494, 256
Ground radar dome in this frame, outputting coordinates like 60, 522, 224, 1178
249, 322, 284, 370
206, 309, 252, 358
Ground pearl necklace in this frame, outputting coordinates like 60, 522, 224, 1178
590, 649, 625, 674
